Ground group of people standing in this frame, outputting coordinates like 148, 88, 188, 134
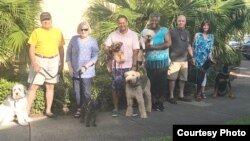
25, 11, 213, 119
104, 13, 214, 116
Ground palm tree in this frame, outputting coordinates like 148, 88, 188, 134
0, 0, 41, 73
86, 0, 250, 64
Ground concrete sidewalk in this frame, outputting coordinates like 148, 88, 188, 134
1, 60, 250, 141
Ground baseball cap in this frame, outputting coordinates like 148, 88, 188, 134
40, 12, 52, 21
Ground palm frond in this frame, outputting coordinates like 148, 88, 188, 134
0, 0, 41, 66
6, 30, 27, 54
86, 0, 250, 64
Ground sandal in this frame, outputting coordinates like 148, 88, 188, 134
74, 108, 81, 118
201, 93, 207, 99
178, 97, 192, 102
111, 110, 119, 117
168, 98, 177, 104
45, 112, 57, 118
195, 96, 202, 102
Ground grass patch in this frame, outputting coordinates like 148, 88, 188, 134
225, 115, 250, 124
144, 136, 172, 141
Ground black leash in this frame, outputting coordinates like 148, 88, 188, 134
39, 67, 59, 80
30, 67, 62, 84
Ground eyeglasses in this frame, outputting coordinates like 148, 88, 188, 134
81, 28, 88, 32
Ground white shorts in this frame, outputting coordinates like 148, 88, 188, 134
28, 55, 60, 85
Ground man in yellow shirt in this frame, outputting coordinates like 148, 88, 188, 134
27, 12, 65, 118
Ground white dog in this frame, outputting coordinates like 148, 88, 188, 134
0, 83, 30, 126
140, 28, 155, 50
124, 70, 151, 118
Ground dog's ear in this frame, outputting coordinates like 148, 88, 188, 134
136, 72, 141, 78
118, 42, 123, 47
17, 83, 28, 96
23, 85, 28, 96
124, 71, 129, 78
9, 89, 13, 97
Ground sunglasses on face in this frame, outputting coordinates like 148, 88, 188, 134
81, 28, 88, 32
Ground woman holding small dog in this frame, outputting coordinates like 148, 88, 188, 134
143, 12, 172, 111
66, 21, 99, 118
192, 20, 214, 101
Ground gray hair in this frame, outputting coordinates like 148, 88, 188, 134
77, 21, 92, 34
149, 12, 161, 20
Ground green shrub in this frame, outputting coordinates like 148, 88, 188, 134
53, 72, 74, 115
225, 115, 250, 124
0, 79, 15, 104
92, 63, 113, 111
32, 87, 46, 114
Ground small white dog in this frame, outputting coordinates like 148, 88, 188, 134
140, 28, 155, 50
124, 70, 151, 118
0, 83, 30, 126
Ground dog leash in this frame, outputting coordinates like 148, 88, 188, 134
39, 67, 59, 80
12, 96, 27, 108
30, 66, 65, 84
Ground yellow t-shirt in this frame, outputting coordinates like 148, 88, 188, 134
28, 27, 65, 57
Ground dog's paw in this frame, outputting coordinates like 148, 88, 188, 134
19, 121, 28, 126
125, 113, 132, 117
146, 108, 152, 113
25, 117, 32, 122
229, 94, 235, 99
125, 110, 133, 117
140, 114, 147, 119
212, 93, 217, 98
80, 118, 85, 123
1, 122, 11, 126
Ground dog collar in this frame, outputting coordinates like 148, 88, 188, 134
12, 95, 26, 102
13, 96, 26, 108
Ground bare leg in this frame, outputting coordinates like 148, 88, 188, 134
169, 80, 176, 99
27, 84, 39, 114
125, 94, 133, 117
112, 89, 118, 111
178, 80, 185, 98
45, 83, 55, 114
201, 86, 205, 93
201, 74, 207, 98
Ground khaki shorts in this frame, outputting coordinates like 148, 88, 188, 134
167, 61, 188, 81
28, 55, 60, 85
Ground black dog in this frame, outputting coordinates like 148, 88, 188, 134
213, 65, 233, 98
80, 99, 98, 127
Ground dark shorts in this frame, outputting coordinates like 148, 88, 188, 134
111, 68, 130, 93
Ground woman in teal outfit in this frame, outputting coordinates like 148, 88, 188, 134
144, 12, 172, 111
192, 20, 214, 100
